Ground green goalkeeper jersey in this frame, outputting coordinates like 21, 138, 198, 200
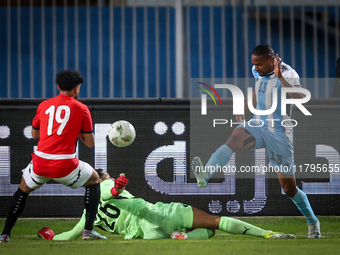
96, 179, 146, 239
54, 179, 193, 240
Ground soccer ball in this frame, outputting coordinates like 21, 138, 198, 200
108, 120, 136, 147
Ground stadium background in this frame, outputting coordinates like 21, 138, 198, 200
0, 0, 339, 217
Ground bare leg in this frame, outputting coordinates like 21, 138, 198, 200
226, 127, 256, 152
83, 169, 101, 186
277, 172, 297, 198
191, 207, 220, 229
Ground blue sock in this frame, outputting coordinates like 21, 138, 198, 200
291, 188, 318, 223
206, 144, 233, 180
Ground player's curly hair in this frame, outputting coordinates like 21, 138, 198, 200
56, 69, 84, 91
95, 168, 105, 179
252, 44, 274, 58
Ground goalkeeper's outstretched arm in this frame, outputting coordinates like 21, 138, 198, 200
52, 214, 86, 241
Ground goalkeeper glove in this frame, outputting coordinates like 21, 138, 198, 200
111, 175, 129, 197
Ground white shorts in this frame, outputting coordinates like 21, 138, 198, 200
22, 160, 94, 190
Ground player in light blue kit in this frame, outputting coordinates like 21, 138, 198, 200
191, 44, 320, 238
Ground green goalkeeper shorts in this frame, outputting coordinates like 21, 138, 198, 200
139, 202, 193, 239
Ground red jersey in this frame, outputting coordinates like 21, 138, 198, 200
32, 94, 93, 178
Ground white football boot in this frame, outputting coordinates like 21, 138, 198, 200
307, 221, 321, 238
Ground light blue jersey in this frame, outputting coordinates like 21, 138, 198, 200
252, 62, 301, 136
234, 62, 301, 173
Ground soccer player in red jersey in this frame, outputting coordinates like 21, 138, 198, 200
0, 70, 105, 243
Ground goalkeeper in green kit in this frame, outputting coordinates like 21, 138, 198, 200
38, 169, 295, 240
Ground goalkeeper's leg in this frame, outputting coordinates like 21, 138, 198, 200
218, 217, 269, 237
191, 207, 270, 237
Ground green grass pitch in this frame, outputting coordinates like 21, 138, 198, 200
1, 216, 339, 255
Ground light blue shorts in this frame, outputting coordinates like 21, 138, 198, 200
236, 121, 295, 175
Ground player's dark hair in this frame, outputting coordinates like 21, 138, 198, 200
95, 168, 105, 179
56, 69, 84, 91
252, 44, 274, 58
